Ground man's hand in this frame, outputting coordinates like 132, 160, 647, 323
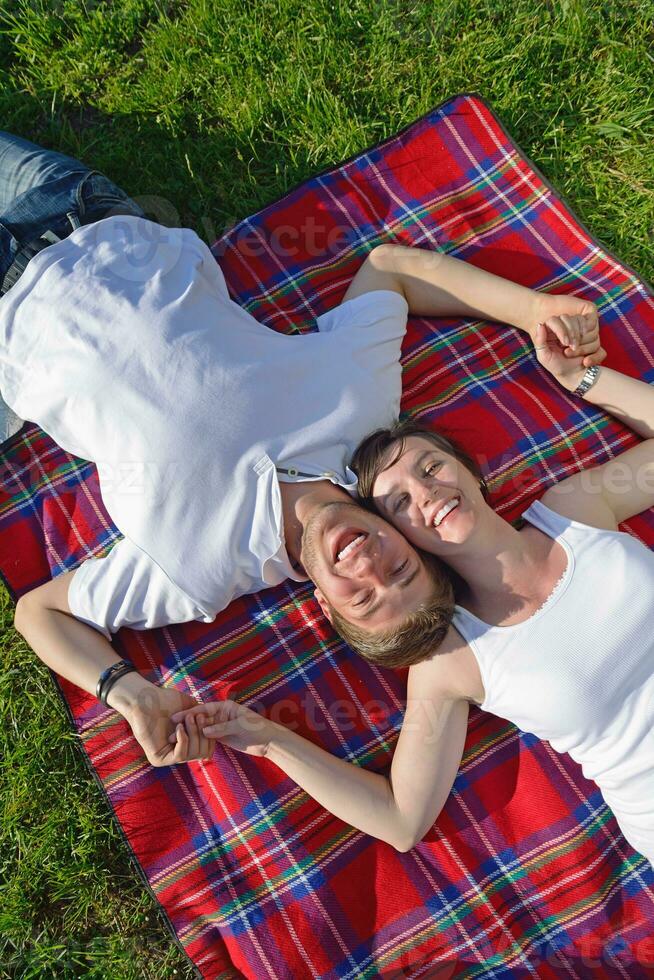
528, 293, 606, 368
168, 699, 276, 758
123, 685, 217, 767
12, 578, 218, 770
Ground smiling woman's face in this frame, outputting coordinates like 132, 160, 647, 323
371, 435, 485, 555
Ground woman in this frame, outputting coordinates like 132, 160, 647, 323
170, 313, 654, 868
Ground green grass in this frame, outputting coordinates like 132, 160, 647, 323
0, 0, 652, 975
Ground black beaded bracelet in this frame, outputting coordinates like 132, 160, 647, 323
98, 664, 137, 706
100, 664, 138, 706
96, 659, 136, 705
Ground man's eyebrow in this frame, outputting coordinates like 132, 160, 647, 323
357, 564, 421, 622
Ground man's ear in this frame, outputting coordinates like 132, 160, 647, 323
313, 587, 333, 624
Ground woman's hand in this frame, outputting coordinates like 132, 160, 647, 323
123, 686, 218, 767
532, 320, 591, 392
168, 699, 275, 758
528, 293, 606, 368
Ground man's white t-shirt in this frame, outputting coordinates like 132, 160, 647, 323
0, 216, 409, 639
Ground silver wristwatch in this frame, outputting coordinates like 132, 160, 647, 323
573, 364, 601, 397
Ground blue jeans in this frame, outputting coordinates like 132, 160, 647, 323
0, 130, 144, 287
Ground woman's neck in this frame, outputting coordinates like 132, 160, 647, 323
445, 511, 550, 610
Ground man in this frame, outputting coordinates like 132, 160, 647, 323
4, 131, 605, 766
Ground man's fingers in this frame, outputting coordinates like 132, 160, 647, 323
202, 720, 231, 738
582, 347, 607, 367
542, 319, 562, 343
545, 318, 576, 350
580, 331, 600, 345
185, 711, 207, 757
184, 712, 196, 755
563, 338, 599, 356
172, 722, 187, 760
195, 712, 213, 760
197, 714, 215, 760
549, 316, 601, 352
560, 314, 585, 348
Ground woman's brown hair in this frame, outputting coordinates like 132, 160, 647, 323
351, 418, 490, 506
350, 419, 496, 607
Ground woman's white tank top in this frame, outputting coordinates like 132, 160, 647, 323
452, 498, 654, 867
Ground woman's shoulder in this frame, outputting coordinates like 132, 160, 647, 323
539, 481, 619, 532
408, 624, 478, 704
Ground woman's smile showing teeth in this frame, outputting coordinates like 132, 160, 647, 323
433, 497, 460, 528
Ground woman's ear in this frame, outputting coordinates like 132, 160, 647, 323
313, 587, 333, 624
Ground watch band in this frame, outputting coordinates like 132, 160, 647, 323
573, 364, 601, 397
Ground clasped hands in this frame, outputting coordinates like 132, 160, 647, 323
528, 292, 606, 390
124, 685, 271, 767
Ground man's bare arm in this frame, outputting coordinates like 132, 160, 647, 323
14, 573, 215, 766
344, 244, 606, 368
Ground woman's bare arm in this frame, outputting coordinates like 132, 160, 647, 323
170, 629, 471, 851
386, 657, 470, 849
535, 322, 654, 522
583, 369, 654, 443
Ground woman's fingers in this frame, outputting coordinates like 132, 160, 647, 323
195, 713, 214, 760
170, 704, 205, 723
168, 700, 238, 760
168, 713, 198, 751
170, 701, 223, 724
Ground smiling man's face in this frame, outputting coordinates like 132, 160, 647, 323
299, 499, 436, 632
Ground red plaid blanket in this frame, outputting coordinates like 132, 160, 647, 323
2, 93, 654, 979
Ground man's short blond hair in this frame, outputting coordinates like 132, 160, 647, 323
328, 552, 455, 668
